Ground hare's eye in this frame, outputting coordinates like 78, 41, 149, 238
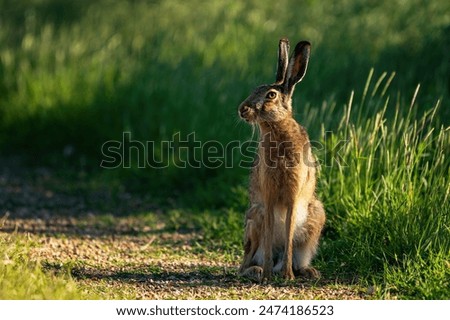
266, 91, 277, 100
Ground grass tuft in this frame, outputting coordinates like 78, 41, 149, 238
0, 233, 94, 299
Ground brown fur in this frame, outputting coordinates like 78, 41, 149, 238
238, 39, 326, 282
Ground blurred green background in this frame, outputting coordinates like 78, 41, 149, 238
0, 0, 448, 168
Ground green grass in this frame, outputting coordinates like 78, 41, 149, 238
314, 77, 450, 298
0, 0, 449, 299
0, 233, 94, 299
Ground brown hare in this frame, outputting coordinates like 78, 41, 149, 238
238, 39, 326, 282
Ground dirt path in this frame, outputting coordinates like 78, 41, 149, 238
0, 158, 367, 299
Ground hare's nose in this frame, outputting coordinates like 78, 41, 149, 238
239, 105, 250, 117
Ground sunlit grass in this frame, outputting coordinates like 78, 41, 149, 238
311, 74, 449, 298
0, 233, 95, 299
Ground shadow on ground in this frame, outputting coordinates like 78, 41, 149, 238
42, 261, 364, 299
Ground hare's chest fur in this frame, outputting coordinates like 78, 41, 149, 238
257, 124, 312, 205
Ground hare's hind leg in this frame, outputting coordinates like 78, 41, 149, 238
293, 199, 326, 279
239, 204, 263, 279
238, 220, 259, 274
240, 265, 264, 282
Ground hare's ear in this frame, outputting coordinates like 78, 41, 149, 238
275, 38, 290, 84
284, 41, 311, 95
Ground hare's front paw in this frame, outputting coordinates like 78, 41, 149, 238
295, 266, 321, 279
282, 270, 295, 280
281, 267, 295, 281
